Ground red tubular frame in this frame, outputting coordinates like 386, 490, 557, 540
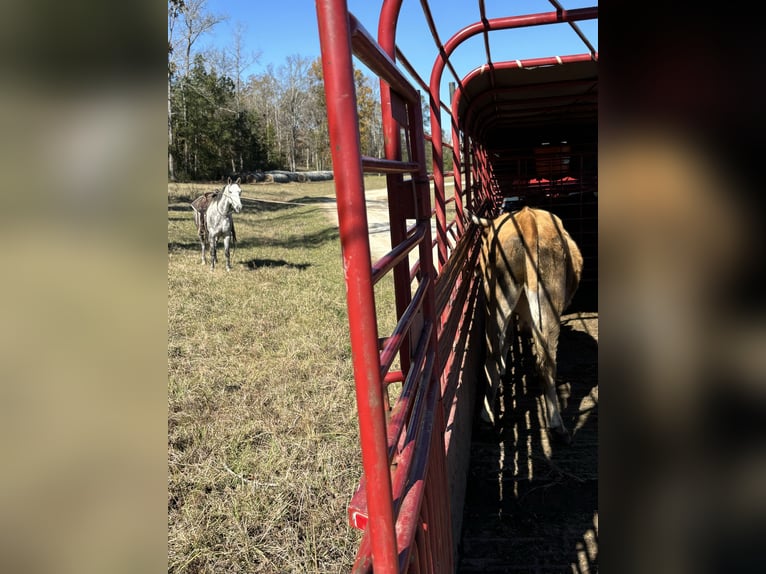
316, 1, 597, 572
316, 2, 398, 571
318, 1, 449, 572
428, 8, 598, 269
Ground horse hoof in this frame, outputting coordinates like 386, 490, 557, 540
548, 426, 572, 445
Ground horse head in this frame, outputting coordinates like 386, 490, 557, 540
224, 177, 243, 213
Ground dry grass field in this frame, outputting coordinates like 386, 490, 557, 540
168, 176, 393, 573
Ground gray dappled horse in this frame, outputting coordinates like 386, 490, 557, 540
191, 177, 243, 271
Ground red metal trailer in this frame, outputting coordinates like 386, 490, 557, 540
314, 1, 598, 571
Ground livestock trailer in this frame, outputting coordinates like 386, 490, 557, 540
314, 1, 598, 571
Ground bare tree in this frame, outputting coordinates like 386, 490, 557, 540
306, 58, 331, 170
211, 23, 260, 111
178, 0, 224, 78
168, 0, 224, 179
246, 67, 282, 167
278, 55, 312, 171
168, 0, 185, 180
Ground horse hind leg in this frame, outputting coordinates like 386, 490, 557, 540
195, 213, 207, 264
481, 299, 516, 425
223, 235, 232, 271
527, 296, 570, 444
209, 237, 217, 271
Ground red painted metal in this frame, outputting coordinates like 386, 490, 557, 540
316, 1, 597, 572
428, 8, 598, 270
315, 2, 398, 572
457, 55, 599, 140
317, 1, 450, 571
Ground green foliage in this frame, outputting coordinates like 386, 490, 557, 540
170, 55, 270, 180
167, 2, 450, 181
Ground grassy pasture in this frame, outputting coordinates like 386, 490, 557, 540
168, 176, 392, 573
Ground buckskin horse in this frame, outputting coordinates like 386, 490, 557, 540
469, 206, 583, 443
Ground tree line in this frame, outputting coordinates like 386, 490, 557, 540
167, 0, 382, 181
168, 0, 450, 182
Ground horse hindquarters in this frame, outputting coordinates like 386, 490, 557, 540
523, 248, 571, 443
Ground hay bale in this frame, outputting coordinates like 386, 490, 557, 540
304, 171, 334, 181
265, 171, 290, 183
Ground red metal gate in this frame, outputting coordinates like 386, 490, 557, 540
315, 2, 598, 572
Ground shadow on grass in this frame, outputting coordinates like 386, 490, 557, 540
241, 258, 310, 271
168, 241, 201, 252
226, 227, 340, 251
240, 198, 302, 213
168, 226, 340, 253
288, 196, 336, 204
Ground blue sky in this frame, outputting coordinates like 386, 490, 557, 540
201, 0, 597, 122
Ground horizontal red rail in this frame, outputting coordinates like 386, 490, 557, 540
387, 323, 433, 460
348, 320, 432, 531
371, 222, 426, 285
362, 156, 421, 174
392, 355, 439, 572
379, 275, 430, 380
349, 14, 419, 104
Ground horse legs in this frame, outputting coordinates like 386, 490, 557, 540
209, 236, 218, 271
526, 290, 570, 444
481, 297, 515, 425
223, 235, 232, 271
194, 210, 207, 264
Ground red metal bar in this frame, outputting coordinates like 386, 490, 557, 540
458, 54, 598, 138
417, 0, 464, 96
428, 8, 598, 269
546, 0, 598, 55
351, 533, 374, 573
348, 321, 433, 532
371, 223, 426, 285
394, 49, 453, 122
315, 2, 398, 572
387, 323, 433, 459
362, 156, 420, 174
478, 0, 496, 89
444, 8, 598, 56
376, 0, 420, 422
349, 14, 419, 105
379, 276, 431, 382
392, 355, 438, 572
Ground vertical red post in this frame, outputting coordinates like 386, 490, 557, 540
315, 1, 398, 572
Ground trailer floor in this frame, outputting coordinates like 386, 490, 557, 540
457, 311, 598, 573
